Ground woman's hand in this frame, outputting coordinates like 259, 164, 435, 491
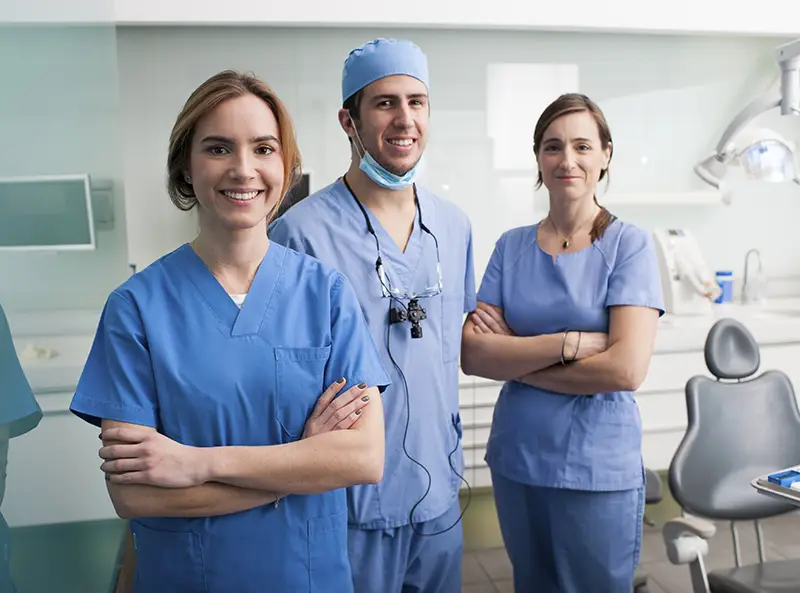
469, 302, 515, 336
564, 331, 609, 361
99, 427, 204, 488
302, 379, 372, 439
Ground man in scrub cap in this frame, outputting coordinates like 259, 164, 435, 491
270, 38, 476, 593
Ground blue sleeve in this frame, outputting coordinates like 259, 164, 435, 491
326, 274, 391, 394
606, 225, 665, 316
476, 233, 506, 309
0, 306, 42, 438
69, 291, 160, 428
268, 216, 316, 257
463, 221, 477, 313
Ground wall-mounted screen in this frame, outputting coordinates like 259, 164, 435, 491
0, 174, 95, 251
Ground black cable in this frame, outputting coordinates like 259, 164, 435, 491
342, 173, 471, 536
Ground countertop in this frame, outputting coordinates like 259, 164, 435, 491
10, 299, 800, 396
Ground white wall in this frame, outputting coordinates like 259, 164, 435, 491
0, 26, 131, 315
116, 27, 800, 290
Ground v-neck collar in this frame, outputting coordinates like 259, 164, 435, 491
334, 179, 434, 293
172, 242, 287, 337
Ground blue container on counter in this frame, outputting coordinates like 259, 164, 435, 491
715, 270, 734, 303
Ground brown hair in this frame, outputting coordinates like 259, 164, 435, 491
532, 93, 616, 242
166, 70, 302, 213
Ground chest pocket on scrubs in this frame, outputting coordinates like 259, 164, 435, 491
441, 293, 465, 364
275, 346, 332, 441
130, 522, 207, 593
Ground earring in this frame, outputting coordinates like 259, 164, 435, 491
184, 175, 192, 184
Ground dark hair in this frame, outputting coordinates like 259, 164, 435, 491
533, 93, 616, 242
166, 70, 302, 213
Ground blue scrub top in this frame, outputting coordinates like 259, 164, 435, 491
0, 302, 42, 439
477, 220, 664, 492
270, 181, 477, 529
0, 302, 42, 592
70, 242, 391, 593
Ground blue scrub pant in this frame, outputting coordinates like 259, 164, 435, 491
491, 469, 644, 593
347, 500, 463, 593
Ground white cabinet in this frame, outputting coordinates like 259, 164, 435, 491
455, 340, 800, 490
2, 394, 115, 528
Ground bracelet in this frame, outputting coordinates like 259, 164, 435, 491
570, 331, 582, 362
560, 331, 570, 365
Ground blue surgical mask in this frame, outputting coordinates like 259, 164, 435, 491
351, 117, 423, 190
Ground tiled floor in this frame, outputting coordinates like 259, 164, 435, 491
462, 513, 800, 593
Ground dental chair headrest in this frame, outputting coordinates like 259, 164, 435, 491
704, 318, 760, 380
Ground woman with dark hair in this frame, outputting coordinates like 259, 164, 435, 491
461, 93, 664, 592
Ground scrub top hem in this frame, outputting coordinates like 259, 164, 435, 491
485, 454, 645, 492
346, 488, 460, 530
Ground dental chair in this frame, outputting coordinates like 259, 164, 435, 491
662, 317, 800, 593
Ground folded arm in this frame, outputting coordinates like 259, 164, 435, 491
101, 421, 278, 520
519, 306, 659, 395
101, 386, 385, 498
201, 386, 384, 493
460, 302, 572, 380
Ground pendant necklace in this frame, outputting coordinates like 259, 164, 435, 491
548, 207, 599, 250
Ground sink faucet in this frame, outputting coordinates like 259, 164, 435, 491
742, 248, 763, 304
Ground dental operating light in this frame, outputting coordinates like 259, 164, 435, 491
695, 38, 800, 190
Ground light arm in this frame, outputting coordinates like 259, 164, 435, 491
102, 420, 278, 520
200, 386, 384, 494
460, 302, 569, 380
518, 306, 659, 395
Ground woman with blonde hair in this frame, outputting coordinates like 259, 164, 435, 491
71, 70, 390, 593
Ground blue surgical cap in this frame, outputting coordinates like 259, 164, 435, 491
341, 38, 429, 104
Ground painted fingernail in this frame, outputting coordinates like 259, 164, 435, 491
337, 377, 345, 384
358, 382, 367, 389
361, 395, 370, 402
355, 409, 362, 415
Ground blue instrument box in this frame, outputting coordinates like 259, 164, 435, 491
767, 469, 800, 488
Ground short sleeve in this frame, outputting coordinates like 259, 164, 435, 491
268, 217, 317, 257
0, 306, 42, 438
69, 291, 160, 428
606, 225, 665, 316
326, 274, 391, 394
476, 234, 506, 309
463, 221, 478, 313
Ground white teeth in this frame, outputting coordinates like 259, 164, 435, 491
389, 139, 413, 146
223, 190, 259, 201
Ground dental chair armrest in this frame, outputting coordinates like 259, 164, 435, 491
663, 516, 716, 540
662, 517, 716, 566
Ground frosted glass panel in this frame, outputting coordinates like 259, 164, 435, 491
486, 63, 580, 171
0, 176, 94, 250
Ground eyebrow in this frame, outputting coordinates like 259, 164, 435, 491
371, 93, 429, 102
543, 137, 593, 143
200, 135, 280, 144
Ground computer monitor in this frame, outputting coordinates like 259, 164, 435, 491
273, 172, 311, 220
0, 174, 95, 251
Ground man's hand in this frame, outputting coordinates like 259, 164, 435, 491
99, 426, 205, 488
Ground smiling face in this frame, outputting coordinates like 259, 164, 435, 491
340, 74, 429, 176
186, 93, 285, 233
536, 110, 612, 203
